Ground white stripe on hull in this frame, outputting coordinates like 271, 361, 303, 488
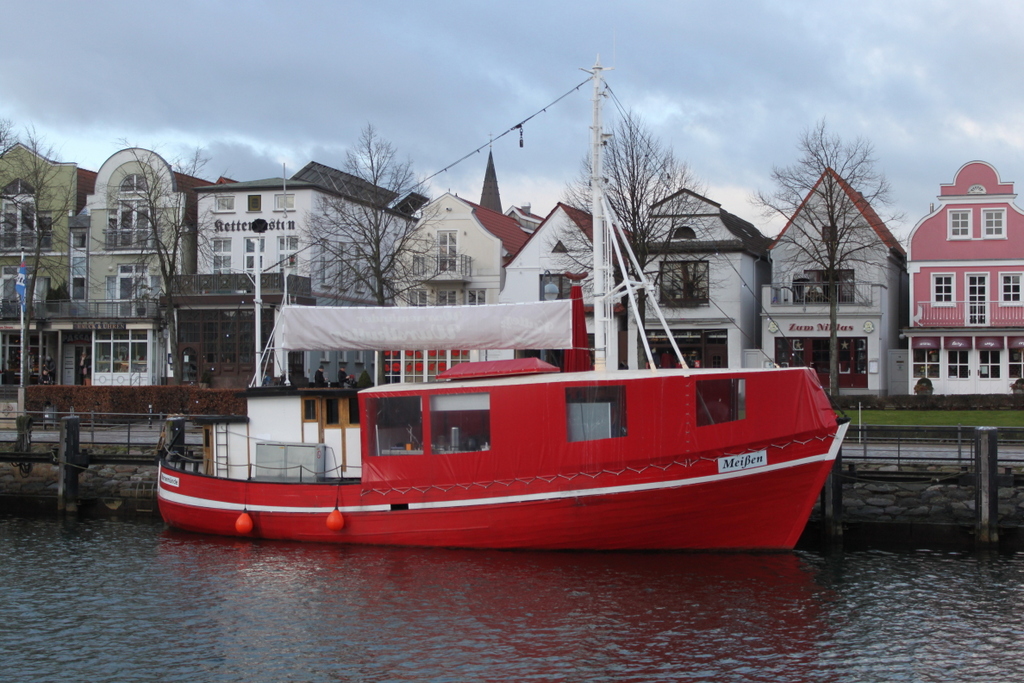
159, 424, 846, 516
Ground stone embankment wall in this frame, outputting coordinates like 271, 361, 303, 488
0, 462, 156, 512
810, 464, 1024, 527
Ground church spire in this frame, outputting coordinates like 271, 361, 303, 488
479, 150, 502, 213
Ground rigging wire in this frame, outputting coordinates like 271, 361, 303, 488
422, 76, 592, 184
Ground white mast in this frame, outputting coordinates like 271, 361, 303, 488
588, 58, 612, 372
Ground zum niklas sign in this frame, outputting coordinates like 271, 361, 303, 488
788, 323, 854, 332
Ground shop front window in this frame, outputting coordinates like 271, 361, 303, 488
913, 349, 940, 379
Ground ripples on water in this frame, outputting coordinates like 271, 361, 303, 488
3, 516, 1024, 682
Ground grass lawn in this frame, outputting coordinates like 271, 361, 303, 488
843, 409, 1024, 427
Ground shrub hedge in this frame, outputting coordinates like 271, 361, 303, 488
833, 393, 1024, 411
26, 385, 247, 417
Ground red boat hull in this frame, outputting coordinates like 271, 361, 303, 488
158, 445, 838, 551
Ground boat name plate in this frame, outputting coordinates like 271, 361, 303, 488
718, 450, 767, 474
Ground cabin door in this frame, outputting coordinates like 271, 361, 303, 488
301, 396, 358, 478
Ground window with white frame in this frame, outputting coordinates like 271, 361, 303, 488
1003, 274, 1022, 303
2, 265, 20, 301
913, 349, 940, 379
274, 194, 295, 211
438, 231, 457, 272
467, 289, 486, 305
71, 255, 86, 300
437, 289, 459, 306
949, 210, 970, 239
408, 289, 427, 306
314, 244, 329, 287
979, 350, 1001, 379
1011, 349, 1024, 379
111, 263, 147, 301
278, 235, 298, 272
215, 195, 235, 212
984, 209, 1005, 238
947, 350, 969, 379
932, 274, 953, 304
1, 180, 51, 250
213, 239, 232, 274
94, 329, 148, 375
108, 174, 151, 249
244, 237, 265, 273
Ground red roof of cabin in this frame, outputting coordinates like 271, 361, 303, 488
436, 357, 560, 380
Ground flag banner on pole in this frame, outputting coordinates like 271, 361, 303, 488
15, 261, 26, 312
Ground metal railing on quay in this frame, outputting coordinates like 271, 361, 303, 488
844, 424, 1024, 468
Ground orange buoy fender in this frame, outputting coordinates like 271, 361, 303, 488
235, 512, 254, 534
326, 509, 345, 531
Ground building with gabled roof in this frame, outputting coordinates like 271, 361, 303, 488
646, 189, 772, 370
905, 161, 1024, 395
761, 168, 907, 395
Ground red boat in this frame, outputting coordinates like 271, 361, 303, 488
157, 362, 845, 550
157, 62, 846, 550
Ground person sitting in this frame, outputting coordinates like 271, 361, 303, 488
313, 365, 327, 387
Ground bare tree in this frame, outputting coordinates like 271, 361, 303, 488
305, 125, 430, 306
0, 129, 78, 389
109, 146, 209, 383
755, 119, 899, 395
0, 119, 14, 155
564, 111, 704, 366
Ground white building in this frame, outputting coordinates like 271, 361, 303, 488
385, 192, 532, 382
644, 190, 772, 370
760, 169, 907, 395
190, 162, 421, 387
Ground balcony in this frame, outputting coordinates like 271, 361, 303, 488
412, 254, 473, 283
170, 272, 312, 298
103, 229, 155, 250
763, 281, 882, 312
913, 301, 1024, 328
0, 299, 160, 320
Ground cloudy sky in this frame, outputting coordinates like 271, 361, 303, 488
3, 1, 1022, 240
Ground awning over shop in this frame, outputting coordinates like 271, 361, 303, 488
943, 337, 973, 350
1008, 336, 1024, 349
911, 337, 940, 349
976, 336, 1004, 349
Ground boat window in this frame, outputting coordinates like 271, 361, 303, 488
696, 378, 746, 427
325, 398, 340, 426
303, 398, 317, 422
348, 396, 360, 425
430, 393, 490, 453
368, 395, 423, 455
566, 386, 626, 442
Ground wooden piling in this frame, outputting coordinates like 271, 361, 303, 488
975, 427, 999, 549
821, 447, 843, 548
58, 417, 82, 514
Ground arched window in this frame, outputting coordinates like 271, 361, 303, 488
672, 225, 697, 240
120, 174, 148, 193
2, 179, 35, 196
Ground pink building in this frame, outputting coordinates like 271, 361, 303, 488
906, 161, 1024, 394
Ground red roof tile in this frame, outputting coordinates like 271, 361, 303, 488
771, 168, 904, 255
467, 200, 531, 260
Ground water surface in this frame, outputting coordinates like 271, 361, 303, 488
2, 516, 1023, 682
